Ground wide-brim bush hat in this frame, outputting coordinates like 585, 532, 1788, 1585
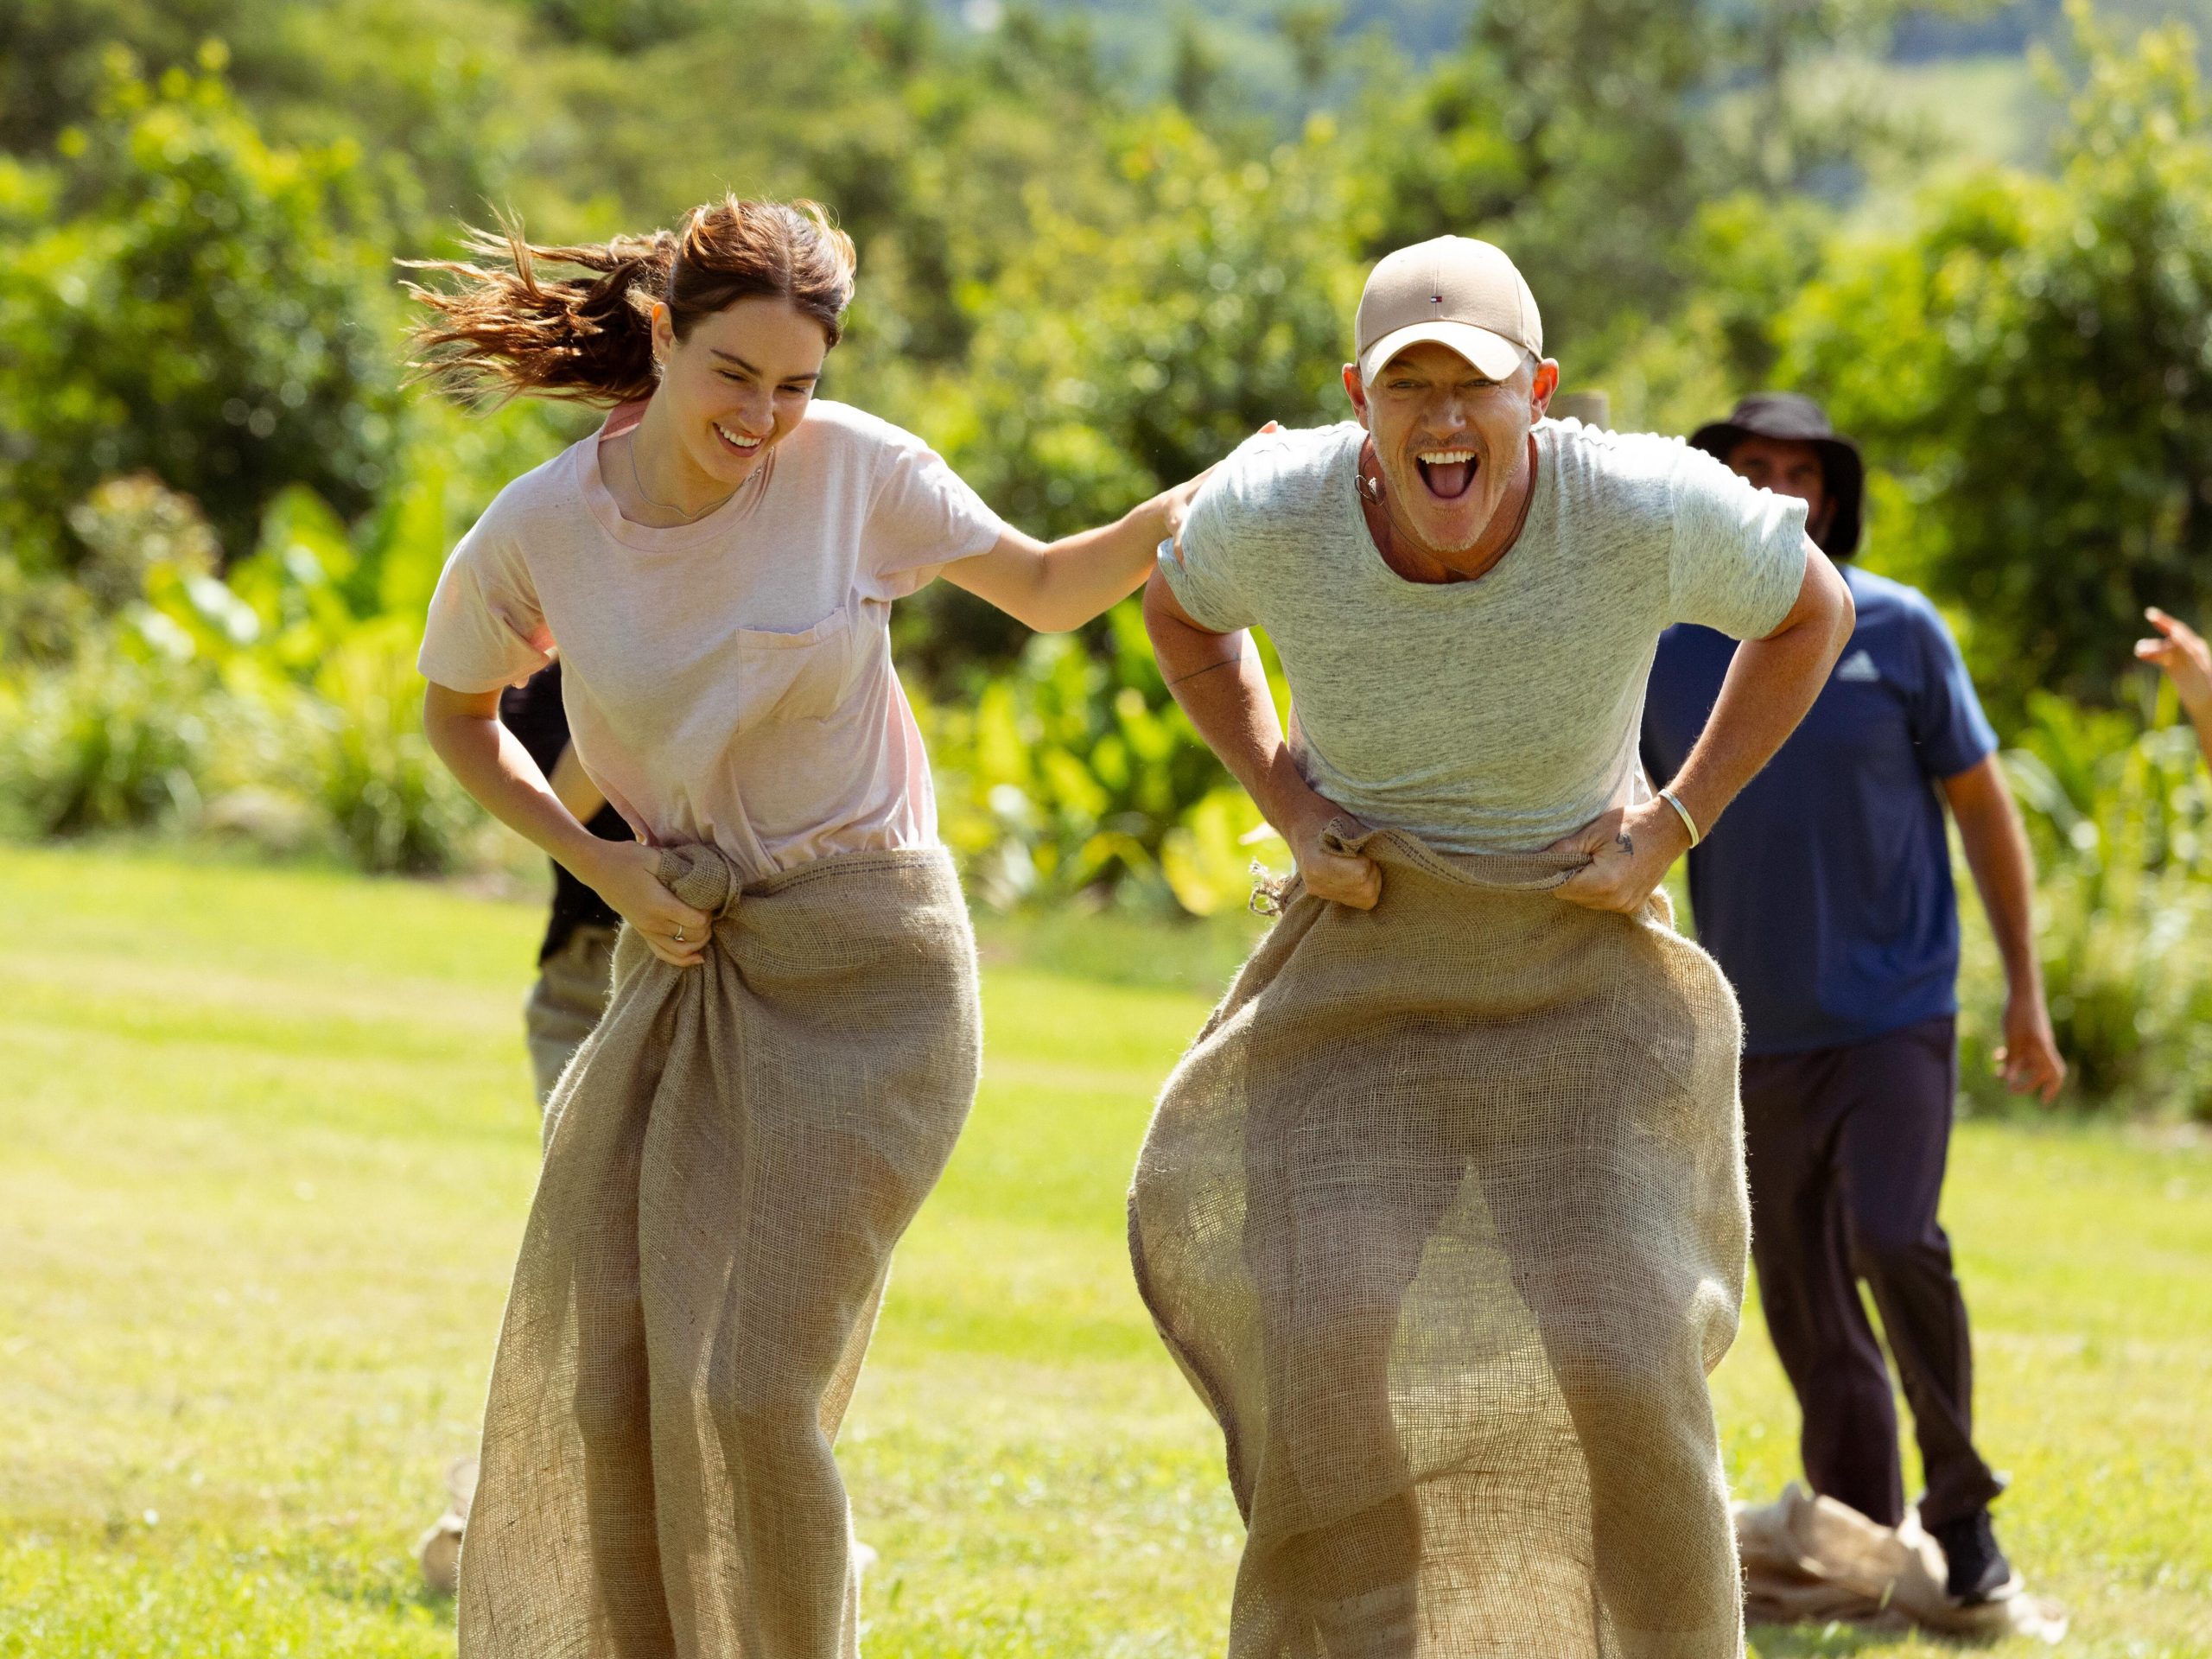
1689, 391, 1865, 559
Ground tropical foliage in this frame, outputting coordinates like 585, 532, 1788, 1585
1781, 10, 2212, 717
3, 0, 2209, 1112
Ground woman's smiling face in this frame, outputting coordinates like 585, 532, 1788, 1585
652, 295, 831, 488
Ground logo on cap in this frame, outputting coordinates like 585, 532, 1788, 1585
1355, 236, 1544, 385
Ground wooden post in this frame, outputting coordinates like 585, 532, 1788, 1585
1551, 390, 1611, 429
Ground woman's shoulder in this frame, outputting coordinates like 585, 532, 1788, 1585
796, 399, 937, 462
465, 440, 591, 553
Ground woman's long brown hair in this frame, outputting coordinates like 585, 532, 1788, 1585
404, 196, 857, 406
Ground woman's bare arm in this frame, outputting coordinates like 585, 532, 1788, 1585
2138, 607, 2212, 771
548, 743, 607, 823
422, 681, 709, 966
944, 429, 1275, 632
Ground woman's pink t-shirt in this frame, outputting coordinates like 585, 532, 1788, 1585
417, 399, 1006, 879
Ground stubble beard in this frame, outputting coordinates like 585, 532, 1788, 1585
1385, 463, 1497, 557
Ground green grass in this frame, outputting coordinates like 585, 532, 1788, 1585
1, 842, 2207, 1656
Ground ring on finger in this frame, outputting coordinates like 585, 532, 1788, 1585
673, 926, 687, 943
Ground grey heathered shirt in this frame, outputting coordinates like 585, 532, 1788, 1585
1160, 417, 1809, 855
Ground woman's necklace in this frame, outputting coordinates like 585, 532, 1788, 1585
626, 432, 745, 524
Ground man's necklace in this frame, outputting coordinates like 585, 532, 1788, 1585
626, 434, 746, 523
1358, 434, 1536, 582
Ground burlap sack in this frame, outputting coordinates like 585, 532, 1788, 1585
524, 920, 620, 1110
1735, 1484, 2067, 1643
1131, 823, 1751, 1659
459, 843, 982, 1659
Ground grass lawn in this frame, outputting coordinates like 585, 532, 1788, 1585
1, 842, 2207, 1656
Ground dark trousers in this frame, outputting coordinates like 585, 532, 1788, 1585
1740, 1015, 2004, 1529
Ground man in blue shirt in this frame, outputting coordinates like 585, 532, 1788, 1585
1642, 392, 2066, 1607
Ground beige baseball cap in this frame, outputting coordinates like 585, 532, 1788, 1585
1355, 236, 1542, 385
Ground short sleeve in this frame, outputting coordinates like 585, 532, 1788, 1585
1155, 474, 1257, 634
861, 429, 1009, 601
1666, 444, 1810, 640
417, 514, 555, 693
1906, 597, 1999, 779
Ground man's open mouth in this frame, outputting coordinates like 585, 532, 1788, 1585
1415, 448, 1477, 501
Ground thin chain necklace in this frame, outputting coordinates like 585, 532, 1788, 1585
626, 430, 749, 523
1359, 434, 1537, 580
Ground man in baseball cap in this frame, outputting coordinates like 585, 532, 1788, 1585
1643, 391, 2064, 1609
1135, 237, 1856, 1654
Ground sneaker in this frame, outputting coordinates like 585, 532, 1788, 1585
1929, 1508, 2019, 1605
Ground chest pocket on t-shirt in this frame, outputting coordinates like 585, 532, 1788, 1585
732, 607, 858, 734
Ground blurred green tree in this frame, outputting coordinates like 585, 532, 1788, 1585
0, 48, 401, 570
1353, 0, 1938, 370
1781, 8, 2212, 714
899, 111, 1362, 676
1351, 0, 1707, 364
947, 111, 1359, 532
1274, 0, 1343, 104
0, 0, 524, 238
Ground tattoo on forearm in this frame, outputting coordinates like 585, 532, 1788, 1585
1166, 658, 1242, 690
1616, 832, 1634, 857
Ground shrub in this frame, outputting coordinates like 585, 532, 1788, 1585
1956, 689, 2212, 1120
1781, 11, 2212, 717
0, 48, 400, 572
919, 601, 1281, 917
0, 457, 493, 874
0, 645, 226, 838
309, 616, 480, 875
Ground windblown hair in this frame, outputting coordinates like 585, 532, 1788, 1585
404, 196, 857, 406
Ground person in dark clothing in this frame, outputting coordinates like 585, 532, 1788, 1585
1642, 392, 2067, 1607
498, 661, 632, 1106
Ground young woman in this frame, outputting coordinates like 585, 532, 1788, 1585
411, 197, 1212, 1658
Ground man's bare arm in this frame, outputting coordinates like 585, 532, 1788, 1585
1142, 571, 1382, 908
1554, 540, 1854, 911
1943, 755, 2066, 1102
1666, 543, 1855, 836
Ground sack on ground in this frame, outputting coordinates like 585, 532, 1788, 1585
1131, 823, 1751, 1659
1735, 1484, 2067, 1643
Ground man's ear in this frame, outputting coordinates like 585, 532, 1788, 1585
1342, 363, 1370, 429
1529, 358, 1560, 421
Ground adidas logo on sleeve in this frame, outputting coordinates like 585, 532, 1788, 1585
1834, 648, 1881, 684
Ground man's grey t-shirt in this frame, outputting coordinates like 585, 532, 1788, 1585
1160, 417, 1809, 855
